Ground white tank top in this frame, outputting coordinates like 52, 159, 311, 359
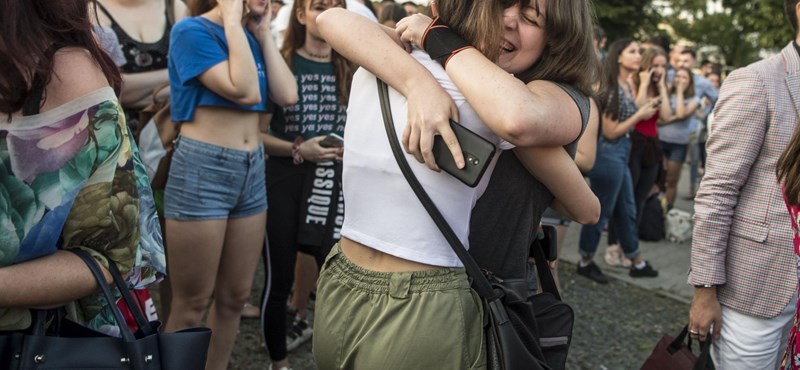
340, 49, 513, 267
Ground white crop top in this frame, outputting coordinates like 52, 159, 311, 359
340, 49, 514, 267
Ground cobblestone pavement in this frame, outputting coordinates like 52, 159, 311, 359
228, 262, 691, 370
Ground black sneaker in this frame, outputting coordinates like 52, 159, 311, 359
286, 317, 312, 352
577, 262, 609, 284
630, 261, 659, 278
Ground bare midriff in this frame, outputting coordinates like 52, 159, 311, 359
339, 237, 441, 273
179, 106, 262, 151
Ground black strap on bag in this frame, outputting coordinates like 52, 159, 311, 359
0, 250, 211, 370
377, 79, 550, 370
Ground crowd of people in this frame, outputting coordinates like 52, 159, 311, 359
2, 0, 800, 369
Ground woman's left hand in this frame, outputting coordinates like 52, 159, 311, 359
247, 2, 273, 43
396, 14, 434, 52
402, 80, 462, 171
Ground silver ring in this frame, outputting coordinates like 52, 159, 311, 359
689, 330, 700, 336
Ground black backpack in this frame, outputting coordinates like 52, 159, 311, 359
639, 194, 665, 241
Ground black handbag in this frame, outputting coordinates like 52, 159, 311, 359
0, 249, 211, 369
377, 79, 556, 370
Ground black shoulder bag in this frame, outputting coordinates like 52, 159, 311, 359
0, 249, 211, 369
377, 79, 570, 370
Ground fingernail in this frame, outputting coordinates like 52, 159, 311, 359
457, 160, 464, 169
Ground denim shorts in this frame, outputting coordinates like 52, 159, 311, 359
164, 135, 267, 221
660, 141, 688, 163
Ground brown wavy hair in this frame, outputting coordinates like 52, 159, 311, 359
512, 0, 599, 98
435, 0, 598, 98
633, 46, 667, 98
281, 0, 355, 105
778, 126, 800, 205
0, 0, 121, 115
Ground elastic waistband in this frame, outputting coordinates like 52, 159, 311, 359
325, 243, 470, 294
176, 135, 263, 162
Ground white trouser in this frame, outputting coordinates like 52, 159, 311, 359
712, 293, 797, 370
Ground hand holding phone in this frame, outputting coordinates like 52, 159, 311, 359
319, 133, 344, 148
432, 120, 496, 187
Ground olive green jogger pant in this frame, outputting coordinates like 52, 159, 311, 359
312, 243, 486, 370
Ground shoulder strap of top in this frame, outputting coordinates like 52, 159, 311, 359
94, 2, 119, 28
553, 82, 590, 140
22, 79, 45, 116
165, 0, 175, 26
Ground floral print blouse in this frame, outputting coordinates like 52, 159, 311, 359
0, 87, 165, 334
781, 198, 800, 369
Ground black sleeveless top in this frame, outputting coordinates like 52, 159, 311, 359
468, 83, 591, 280
96, 1, 172, 73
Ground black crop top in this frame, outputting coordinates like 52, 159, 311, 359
96, 0, 172, 73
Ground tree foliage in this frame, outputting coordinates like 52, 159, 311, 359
664, 0, 792, 67
592, 0, 663, 43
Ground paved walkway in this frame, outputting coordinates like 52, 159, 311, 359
560, 164, 697, 303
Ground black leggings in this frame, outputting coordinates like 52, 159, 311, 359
259, 158, 323, 361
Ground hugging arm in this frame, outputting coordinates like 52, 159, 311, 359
513, 146, 599, 225
317, 8, 464, 169
396, 15, 582, 150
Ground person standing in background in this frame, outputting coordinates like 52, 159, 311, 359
163, 0, 297, 368
675, 47, 718, 198
259, 1, 355, 369
688, 2, 799, 368
604, 46, 673, 267
577, 39, 660, 284
93, 0, 187, 137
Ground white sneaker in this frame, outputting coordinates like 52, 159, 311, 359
286, 316, 313, 352
268, 365, 294, 370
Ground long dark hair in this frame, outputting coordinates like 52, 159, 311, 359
598, 38, 634, 121
281, 0, 355, 105
0, 0, 121, 115
778, 126, 800, 205
513, 0, 599, 98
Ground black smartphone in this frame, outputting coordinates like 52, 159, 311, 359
319, 133, 344, 148
432, 120, 496, 188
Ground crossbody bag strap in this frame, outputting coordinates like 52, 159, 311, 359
376, 79, 497, 300
529, 239, 561, 300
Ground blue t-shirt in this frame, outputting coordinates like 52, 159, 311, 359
169, 17, 269, 122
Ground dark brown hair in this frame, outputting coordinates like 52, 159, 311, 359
187, 0, 216, 16
598, 38, 635, 121
435, 0, 598, 97
282, 0, 355, 105
513, 0, 600, 98
779, 125, 800, 205
0, 0, 121, 115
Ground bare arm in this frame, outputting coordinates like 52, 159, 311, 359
248, 6, 298, 107
119, 69, 170, 108
602, 99, 655, 140
396, 15, 581, 148
513, 146, 600, 225
197, 0, 261, 105
0, 251, 112, 308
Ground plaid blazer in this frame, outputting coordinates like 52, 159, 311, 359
689, 43, 800, 319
